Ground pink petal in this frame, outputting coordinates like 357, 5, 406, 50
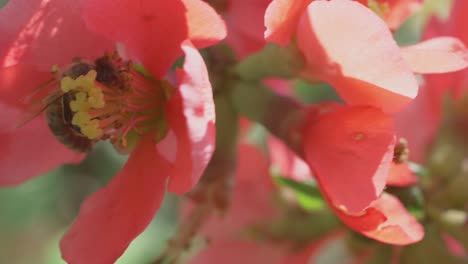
60, 133, 170, 264
285, 232, 370, 264
442, 233, 467, 257
401, 37, 468, 74
387, 163, 418, 186
165, 41, 215, 194
223, 0, 270, 58
80, 0, 188, 78
336, 193, 424, 245
356, 0, 424, 31
198, 144, 277, 239
0, 0, 112, 70
297, 0, 418, 113
189, 241, 286, 264
394, 85, 440, 163
268, 136, 311, 181
182, 0, 226, 48
384, 0, 424, 31
0, 103, 82, 186
264, 0, 312, 46
303, 105, 395, 214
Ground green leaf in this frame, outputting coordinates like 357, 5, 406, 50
0, 0, 8, 9
274, 176, 325, 211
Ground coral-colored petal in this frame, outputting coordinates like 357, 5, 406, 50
297, 0, 418, 113
336, 193, 424, 245
264, 0, 312, 46
80, 0, 188, 78
60, 134, 169, 264
224, 0, 270, 58
401, 37, 468, 74
0, 0, 112, 70
0, 65, 53, 109
387, 163, 418, 186
303, 105, 395, 214
0, 103, 83, 186
165, 41, 215, 194
182, 0, 226, 48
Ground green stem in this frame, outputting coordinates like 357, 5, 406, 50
234, 44, 304, 81
230, 81, 307, 156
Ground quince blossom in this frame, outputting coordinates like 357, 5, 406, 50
0, 0, 226, 263
265, 0, 468, 113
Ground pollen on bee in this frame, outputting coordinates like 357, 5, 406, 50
81, 120, 103, 139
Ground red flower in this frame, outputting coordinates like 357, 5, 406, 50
187, 144, 288, 264
217, 0, 271, 58
0, 0, 226, 263
396, 0, 468, 162
264, 0, 468, 113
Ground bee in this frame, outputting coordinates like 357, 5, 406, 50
45, 88, 95, 153
18, 54, 129, 153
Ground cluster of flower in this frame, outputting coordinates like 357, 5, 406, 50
0, 0, 467, 263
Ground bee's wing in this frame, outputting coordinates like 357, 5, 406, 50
16, 91, 63, 128
19, 78, 56, 105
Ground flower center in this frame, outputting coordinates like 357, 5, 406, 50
38, 53, 172, 153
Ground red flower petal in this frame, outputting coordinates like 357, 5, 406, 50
394, 85, 440, 163
189, 241, 286, 264
165, 41, 215, 194
182, 0, 226, 49
0, 64, 52, 109
303, 105, 395, 214
0, 0, 112, 70
285, 232, 370, 264
264, 0, 312, 46
0, 103, 82, 186
401, 37, 468, 74
198, 144, 276, 239
60, 133, 170, 264
336, 193, 424, 245
187, 144, 284, 263
0, 65, 83, 185
223, 0, 270, 58
80, 0, 224, 79
387, 163, 418, 186
450, 0, 468, 44
80, 0, 188, 78
297, 0, 418, 113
